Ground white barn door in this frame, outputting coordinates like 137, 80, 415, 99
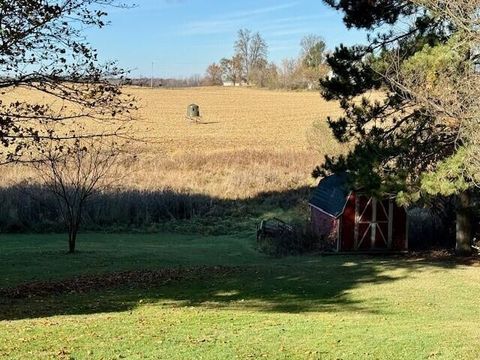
354, 195, 394, 250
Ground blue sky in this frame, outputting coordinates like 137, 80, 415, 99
87, 0, 366, 78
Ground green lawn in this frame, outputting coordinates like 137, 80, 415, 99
0, 232, 263, 288
1, 233, 480, 359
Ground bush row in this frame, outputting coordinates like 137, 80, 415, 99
0, 184, 310, 234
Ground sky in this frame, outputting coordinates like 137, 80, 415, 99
87, 0, 367, 78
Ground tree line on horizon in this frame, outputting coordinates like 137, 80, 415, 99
204, 29, 331, 90
124, 30, 331, 90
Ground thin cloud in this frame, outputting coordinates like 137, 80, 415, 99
225, 2, 299, 18
181, 2, 299, 35
269, 44, 297, 52
258, 15, 331, 38
268, 28, 316, 37
264, 14, 335, 26
108, 0, 184, 14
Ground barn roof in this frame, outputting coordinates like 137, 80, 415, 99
309, 173, 351, 218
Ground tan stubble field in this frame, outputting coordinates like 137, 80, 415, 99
2, 86, 348, 199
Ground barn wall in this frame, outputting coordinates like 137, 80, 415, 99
310, 206, 338, 248
340, 193, 356, 251
311, 192, 408, 252
340, 193, 408, 251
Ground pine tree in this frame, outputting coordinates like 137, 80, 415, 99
318, 0, 479, 255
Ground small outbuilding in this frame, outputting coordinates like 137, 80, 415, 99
309, 173, 408, 252
187, 104, 200, 118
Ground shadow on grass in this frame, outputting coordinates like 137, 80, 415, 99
0, 183, 312, 234
0, 255, 470, 321
0, 184, 475, 321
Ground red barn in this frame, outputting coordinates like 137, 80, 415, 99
309, 173, 408, 252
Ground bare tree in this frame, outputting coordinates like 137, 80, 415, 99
234, 29, 251, 82
250, 33, 268, 70
234, 29, 268, 83
0, 0, 135, 165
248, 58, 268, 87
204, 63, 223, 85
33, 137, 134, 253
264, 62, 280, 89
279, 58, 303, 89
186, 74, 203, 87
247, 59, 280, 88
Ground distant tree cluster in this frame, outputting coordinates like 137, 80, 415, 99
124, 76, 204, 88
205, 29, 330, 90
124, 29, 330, 90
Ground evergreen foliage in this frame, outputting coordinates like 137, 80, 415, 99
318, 0, 480, 254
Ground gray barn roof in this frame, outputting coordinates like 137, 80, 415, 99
309, 173, 351, 218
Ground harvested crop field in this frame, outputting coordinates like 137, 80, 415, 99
2, 86, 349, 199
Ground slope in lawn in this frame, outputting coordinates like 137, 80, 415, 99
1, 233, 480, 359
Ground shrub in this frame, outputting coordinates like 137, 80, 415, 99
257, 222, 317, 257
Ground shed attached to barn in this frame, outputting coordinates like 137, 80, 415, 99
309, 173, 408, 252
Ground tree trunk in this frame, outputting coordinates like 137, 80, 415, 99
456, 191, 472, 256
68, 226, 78, 253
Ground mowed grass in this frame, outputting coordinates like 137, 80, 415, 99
0, 232, 262, 288
1, 234, 480, 359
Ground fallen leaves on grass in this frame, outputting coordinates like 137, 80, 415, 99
403, 249, 480, 264
0, 266, 241, 299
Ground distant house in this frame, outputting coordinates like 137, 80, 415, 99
222, 80, 247, 87
309, 173, 408, 252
